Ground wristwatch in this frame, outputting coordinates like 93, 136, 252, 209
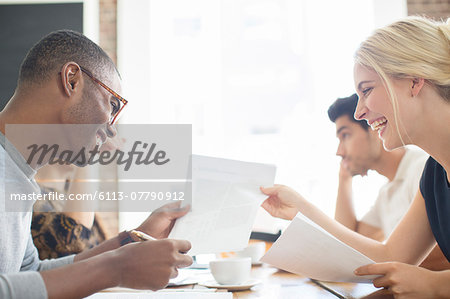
118, 230, 137, 246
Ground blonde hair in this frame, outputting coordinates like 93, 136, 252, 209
355, 16, 450, 144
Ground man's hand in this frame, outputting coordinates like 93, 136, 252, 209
355, 262, 447, 299
136, 202, 190, 239
42, 238, 193, 298
115, 239, 193, 290
260, 185, 304, 220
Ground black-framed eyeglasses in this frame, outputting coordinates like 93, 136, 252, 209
80, 66, 128, 125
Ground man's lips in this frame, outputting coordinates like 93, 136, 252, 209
96, 130, 107, 146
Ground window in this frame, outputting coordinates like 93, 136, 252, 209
117, 0, 406, 231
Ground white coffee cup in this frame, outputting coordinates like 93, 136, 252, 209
209, 257, 251, 285
235, 242, 266, 264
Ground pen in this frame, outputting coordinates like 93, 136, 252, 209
131, 230, 190, 255
130, 230, 156, 241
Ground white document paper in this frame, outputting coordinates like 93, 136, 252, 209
168, 268, 213, 286
260, 212, 379, 283
169, 155, 276, 255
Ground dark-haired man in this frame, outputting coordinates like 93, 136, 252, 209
0, 30, 192, 298
328, 93, 448, 270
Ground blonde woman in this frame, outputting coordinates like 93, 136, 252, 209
261, 16, 450, 298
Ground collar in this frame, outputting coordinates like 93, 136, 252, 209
0, 130, 36, 180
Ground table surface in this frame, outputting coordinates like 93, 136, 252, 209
101, 264, 394, 299
166, 265, 394, 299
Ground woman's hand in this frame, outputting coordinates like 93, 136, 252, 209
355, 262, 448, 298
260, 185, 305, 220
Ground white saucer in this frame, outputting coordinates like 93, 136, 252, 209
199, 279, 261, 291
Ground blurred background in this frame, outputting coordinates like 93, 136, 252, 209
1, 0, 449, 236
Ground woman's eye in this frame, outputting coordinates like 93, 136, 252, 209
362, 87, 373, 96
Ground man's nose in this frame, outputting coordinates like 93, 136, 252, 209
336, 142, 345, 157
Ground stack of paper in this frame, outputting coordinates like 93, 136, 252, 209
169, 155, 276, 255
86, 292, 231, 298
261, 212, 379, 283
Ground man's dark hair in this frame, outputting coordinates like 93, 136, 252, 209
327, 93, 369, 130
18, 30, 116, 87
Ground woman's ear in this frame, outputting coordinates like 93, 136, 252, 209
411, 77, 425, 97
60, 62, 82, 97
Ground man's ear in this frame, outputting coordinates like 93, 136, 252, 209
411, 77, 425, 97
60, 62, 82, 97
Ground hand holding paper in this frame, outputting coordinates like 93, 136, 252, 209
261, 212, 380, 283
260, 185, 305, 220
169, 155, 276, 255
136, 202, 190, 239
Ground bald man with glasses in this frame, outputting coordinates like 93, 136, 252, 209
0, 30, 192, 299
